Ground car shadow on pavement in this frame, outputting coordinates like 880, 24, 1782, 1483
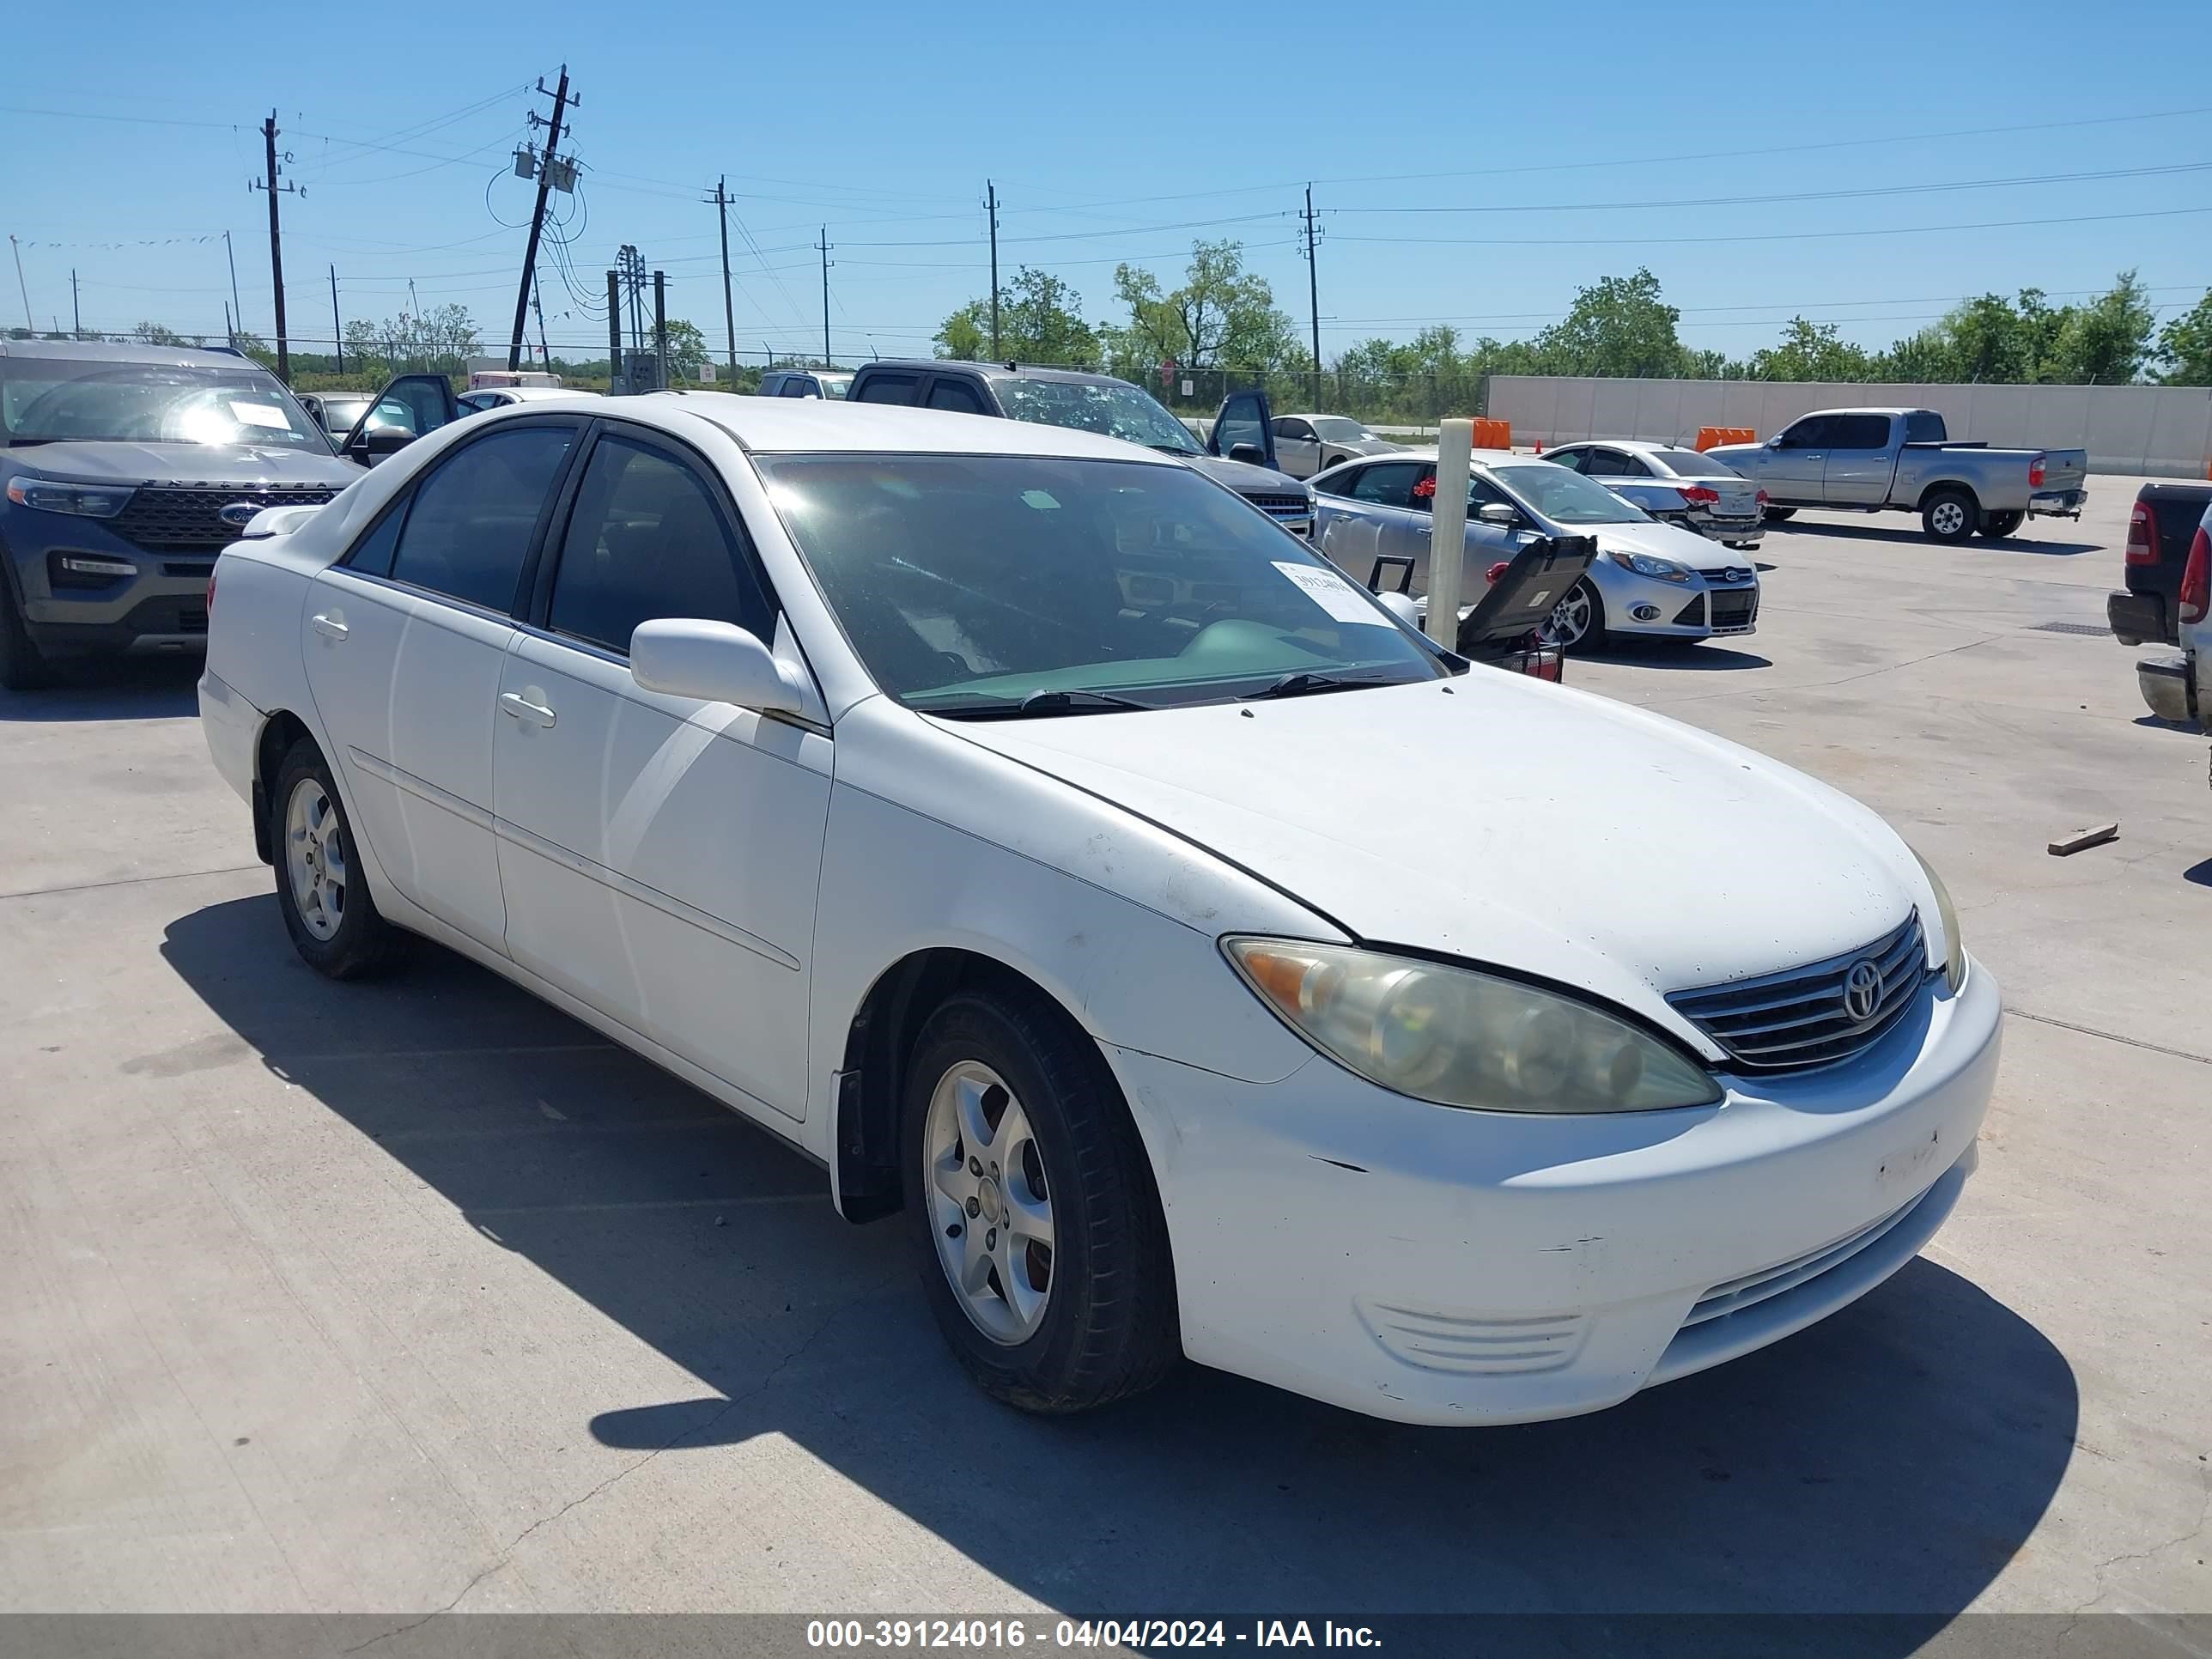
1779, 520, 2104, 557
2184, 858, 2212, 890
1583, 641, 1772, 672
161, 896, 2077, 1640
0, 655, 200, 721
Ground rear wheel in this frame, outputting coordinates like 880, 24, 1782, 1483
1978, 510, 2025, 539
0, 578, 54, 692
1762, 505, 1797, 522
1547, 580, 1607, 652
1922, 489, 1978, 544
902, 984, 1178, 1413
270, 738, 407, 978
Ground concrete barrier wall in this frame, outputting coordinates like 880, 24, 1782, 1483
1486, 376, 2212, 478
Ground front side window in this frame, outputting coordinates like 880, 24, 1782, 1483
1546, 448, 1589, 473
1583, 448, 1630, 477
548, 434, 772, 653
0, 357, 327, 448
388, 425, 574, 611
1778, 415, 1837, 449
1489, 462, 1650, 525
854, 374, 919, 405
758, 454, 1440, 713
990, 378, 1200, 453
1348, 459, 1423, 507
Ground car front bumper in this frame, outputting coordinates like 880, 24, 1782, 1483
1105, 956, 2001, 1425
1599, 566, 1760, 639
5, 513, 215, 657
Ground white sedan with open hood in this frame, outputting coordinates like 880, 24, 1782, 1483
198, 392, 1999, 1425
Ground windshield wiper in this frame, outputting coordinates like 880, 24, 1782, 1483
1241, 671, 1400, 702
1146, 442, 1200, 456
930, 687, 1155, 720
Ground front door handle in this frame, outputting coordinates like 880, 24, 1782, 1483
310, 612, 348, 641
499, 690, 557, 729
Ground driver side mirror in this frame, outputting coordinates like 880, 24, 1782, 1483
1227, 442, 1267, 465
349, 426, 415, 465
630, 619, 805, 714
1476, 502, 1520, 528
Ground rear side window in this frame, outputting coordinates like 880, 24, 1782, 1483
389, 425, 574, 612
927, 377, 988, 415
1905, 411, 1947, 444
1349, 460, 1422, 507
547, 434, 773, 653
854, 373, 920, 405
1831, 414, 1892, 450
779, 377, 817, 398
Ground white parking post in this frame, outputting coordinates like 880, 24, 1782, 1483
1426, 417, 1473, 647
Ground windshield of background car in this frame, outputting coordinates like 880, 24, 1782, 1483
818, 375, 852, 400
758, 453, 1442, 712
1651, 447, 1734, 476
1311, 417, 1372, 442
990, 379, 1201, 453
0, 359, 328, 447
1491, 462, 1652, 525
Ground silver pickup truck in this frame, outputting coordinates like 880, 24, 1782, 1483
1705, 408, 2088, 544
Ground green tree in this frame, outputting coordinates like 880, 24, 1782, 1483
2155, 287, 2212, 385
1750, 318, 1876, 382
1929, 295, 2029, 381
2049, 270, 2156, 384
659, 318, 708, 378
935, 267, 1098, 366
1532, 270, 1688, 377
1104, 240, 1298, 375
133, 321, 186, 346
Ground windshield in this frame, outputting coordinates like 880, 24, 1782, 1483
759, 453, 1441, 712
992, 378, 1200, 454
818, 375, 852, 400
0, 359, 328, 448
1310, 416, 1372, 442
1491, 462, 1651, 525
1651, 447, 1735, 477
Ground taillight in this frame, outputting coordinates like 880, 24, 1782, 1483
1755, 488, 1769, 506
2028, 454, 2046, 489
2180, 525, 2210, 626
1678, 485, 1720, 505
2126, 501, 2159, 565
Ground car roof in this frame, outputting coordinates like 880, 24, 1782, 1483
0, 338, 259, 368
863, 358, 1133, 389
483, 386, 588, 401
647, 390, 1185, 462
1342, 447, 1523, 465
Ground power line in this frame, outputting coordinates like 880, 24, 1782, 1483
1334, 204, 2212, 248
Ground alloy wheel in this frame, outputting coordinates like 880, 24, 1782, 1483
924, 1060, 1056, 1345
1548, 585, 1594, 647
283, 776, 349, 942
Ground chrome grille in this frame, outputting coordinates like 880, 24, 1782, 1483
1698, 567, 1754, 586
1666, 912, 1929, 1073
109, 484, 340, 552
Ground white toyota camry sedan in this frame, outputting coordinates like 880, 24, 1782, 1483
198, 392, 2001, 1425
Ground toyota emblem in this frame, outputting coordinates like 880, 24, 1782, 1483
217, 501, 262, 528
1841, 958, 1884, 1024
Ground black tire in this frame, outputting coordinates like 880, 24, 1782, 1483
0, 575, 54, 692
1978, 510, 2025, 539
1547, 578, 1607, 653
1921, 488, 1978, 544
270, 737, 408, 979
901, 983, 1179, 1413
1762, 505, 1797, 522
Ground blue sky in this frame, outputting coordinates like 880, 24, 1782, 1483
5, 0, 2206, 368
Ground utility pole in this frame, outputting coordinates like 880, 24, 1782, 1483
531, 268, 550, 368
252, 112, 300, 381
9, 235, 30, 332
222, 231, 243, 344
329, 265, 343, 373
817, 227, 832, 367
653, 270, 668, 389
1300, 184, 1322, 410
711, 176, 738, 381
70, 270, 82, 340
986, 180, 1000, 360
508, 65, 574, 372
606, 269, 623, 391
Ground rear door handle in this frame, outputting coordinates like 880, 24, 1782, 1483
499, 691, 556, 729
310, 612, 348, 641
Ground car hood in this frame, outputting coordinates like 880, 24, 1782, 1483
1343, 437, 1401, 456
1571, 514, 1739, 569
1703, 442, 1764, 468
4, 441, 358, 488
1187, 453, 1309, 496
936, 676, 1924, 1036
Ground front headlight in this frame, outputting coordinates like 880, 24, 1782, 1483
1607, 549, 1691, 582
6, 475, 133, 518
1224, 938, 1723, 1114
1911, 849, 1967, 992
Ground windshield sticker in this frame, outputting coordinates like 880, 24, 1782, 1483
230, 401, 289, 428
1273, 561, 1388, 626
1020, 489, 1061, 511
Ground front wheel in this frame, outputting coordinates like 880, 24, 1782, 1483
902, 985, 1179, 1413
1978, 510, 2025, 539
1922, 489, 1978, 544
1547, 579, 1607, 652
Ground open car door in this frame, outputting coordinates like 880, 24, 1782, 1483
338, 373, 462, 467
1205, 387, 1277, 471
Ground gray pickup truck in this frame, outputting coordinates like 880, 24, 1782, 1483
1705, 408, 2088, 544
